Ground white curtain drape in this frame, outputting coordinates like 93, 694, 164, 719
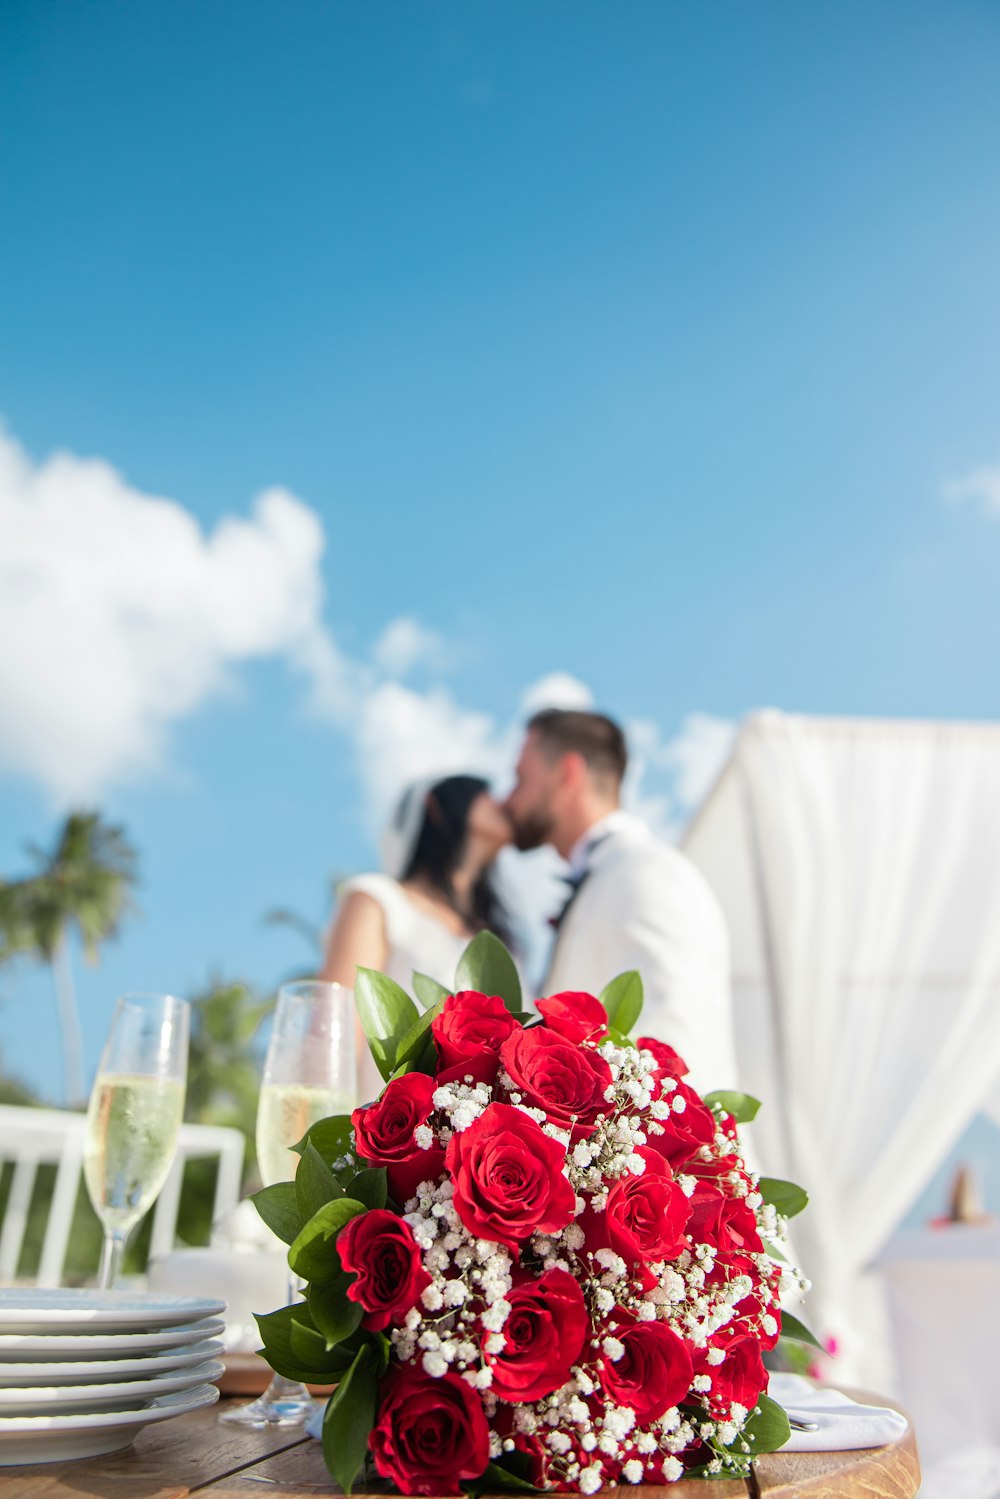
685, 711, 1000, 1384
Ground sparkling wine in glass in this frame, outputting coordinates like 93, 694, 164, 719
221, 980, 357, 1427
83, 993, 189, 1290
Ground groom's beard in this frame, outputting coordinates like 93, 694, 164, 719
510, 811, 554, 852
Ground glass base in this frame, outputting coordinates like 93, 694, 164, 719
218, 1374, 317, 1427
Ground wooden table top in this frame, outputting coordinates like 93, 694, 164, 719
0, 1398, 921, 1499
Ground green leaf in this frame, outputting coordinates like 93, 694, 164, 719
288, 1197, 367, 1281
455, 931, 522, 1011
254, 1303, 354, 1381
603, 1025, 635, 1048
413, 971, 451, 1009
310, 1271, 364, 1348
296, 1141, 343, 1220
778, 1310, 823, 1351
394, 996, 445, 1067
346, 1167, 387, 1210
740, 1392, 791, 1455
355, 967, 421, 1080
759, 1176, 809, 1219
292, 1114, 356, 1175
599, 971, 643, 1035
288, 1301, 351, 1366
464, 1461, 542, 1496
322, 1344, 378, 1495
250, 1181, 301, 1246
703, 1090, 762, 1124
763, 1237, 788, 1263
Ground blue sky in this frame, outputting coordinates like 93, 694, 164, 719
1, 0, 1000, 1126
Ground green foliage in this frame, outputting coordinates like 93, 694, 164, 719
287, 1197, 367, 1281
455, 931, 522, 1011
291, 1114, 356, 1179
703, 1090, 762, 1124
739, 1392, 792, 1454
310, 1272, 364, 1347
346, 1168, 387, 1210
295, 1143, 343, 1219
759, 1176, 809, 1219
322, 1344, 379, 1495
465, 1461, 542, 1495
185, 979, 272, 1140
599, 971, 643, 1035
253, 1302, 354, 1382
779, 1310, 823, 1350
251, 1181, 302, 1245
354, 968, 421, 1081
0, 812, 137, 965
413, 972, 451, 1009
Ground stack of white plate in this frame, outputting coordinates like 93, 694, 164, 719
0, 1289, 226, 1465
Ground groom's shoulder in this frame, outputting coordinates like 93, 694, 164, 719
598, 820, 713, 892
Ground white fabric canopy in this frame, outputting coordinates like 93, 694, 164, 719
683, 710, 1000, 1385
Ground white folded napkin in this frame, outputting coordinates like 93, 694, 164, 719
768, 1373, 909, 1451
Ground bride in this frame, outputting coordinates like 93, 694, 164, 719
320, 774, 515, 1100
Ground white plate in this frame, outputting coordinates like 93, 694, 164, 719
0, 1316, 226, 1359
0, 1290, 226, 1334
0, 1359, 224, 1415
0, 1336, 224, 1386
0, 1382, 220, 1465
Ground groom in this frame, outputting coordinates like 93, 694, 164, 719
505, 708, 738, 1095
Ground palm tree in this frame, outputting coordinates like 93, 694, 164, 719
0, 813, 138, 1106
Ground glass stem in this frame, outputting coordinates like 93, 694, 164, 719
98, 1228, 128, 1290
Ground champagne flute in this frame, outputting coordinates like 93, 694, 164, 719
83, 993, 189, 1291
221, 980, 356, 1427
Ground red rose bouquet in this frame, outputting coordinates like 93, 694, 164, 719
253, 935, 815, 1494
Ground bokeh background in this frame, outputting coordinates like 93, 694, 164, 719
2, 1, 999, 1224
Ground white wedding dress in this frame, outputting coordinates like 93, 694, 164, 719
337, 873, 472, 1104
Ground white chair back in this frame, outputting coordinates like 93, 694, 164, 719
0, 1104, 245, 1286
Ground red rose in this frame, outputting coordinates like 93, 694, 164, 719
483, 1267, 588, 1401
446, 1103, 576, 1253
695, 1334, 768, 1415
536, 990, 607, 1046
353, 1074, 445, 1203
431, 990, 518, 1085
337, 1209, 430, 1331
370, 1365, 490, 1496
686, 1181, 763, 1256
601, 1149, 691, 1285
646, 1079, 716, 1167
499, 1026, 613, 1135
638, 1036, 690, 1079
600, 1318, 694, 1422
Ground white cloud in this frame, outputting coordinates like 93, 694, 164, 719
0, 424, 737, 856
0, 426, 336, 803
371, 617, 449, 678
519, 672, 594, 715
942, 464, 1000, 518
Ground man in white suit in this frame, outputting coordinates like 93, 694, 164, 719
505, 708, 738, 1096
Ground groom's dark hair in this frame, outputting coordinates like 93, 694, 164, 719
527, 709, 628, 787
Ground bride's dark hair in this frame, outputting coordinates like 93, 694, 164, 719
400, 774, 513, 948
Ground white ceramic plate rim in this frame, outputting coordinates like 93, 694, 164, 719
0, 1291, 226, 1332
0, 1316, 226, 1357
0, 1359, 224, 1408
0, 1337, 224, 1385
0, 1382, 219, 1434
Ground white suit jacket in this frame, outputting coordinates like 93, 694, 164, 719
543, 814, 738, 1097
